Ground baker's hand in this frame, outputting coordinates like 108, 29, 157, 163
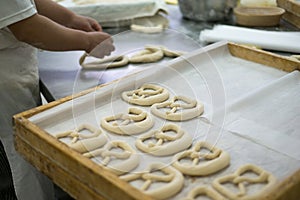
68, 15, 102, 32
86, 32, 115, 58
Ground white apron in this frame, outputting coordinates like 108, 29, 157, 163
0, 28, 55, 200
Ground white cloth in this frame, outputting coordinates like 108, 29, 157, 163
0, 1, 55, 199
199, 25, 300, 53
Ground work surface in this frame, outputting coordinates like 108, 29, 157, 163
38, 5, 222, 101
38, 4, 297, 102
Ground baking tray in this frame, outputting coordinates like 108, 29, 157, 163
277, 0, 300, 17
14, 42, 300, 200
277, 0, 300, 28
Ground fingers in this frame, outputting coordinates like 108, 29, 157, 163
91, 20, 102, 32
72, 15, 102, 32
86, 17, 102, 32
90, 40, 115, 58
88, 33, 115, 58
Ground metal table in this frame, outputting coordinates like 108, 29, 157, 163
38, 4, 297, 102
38, 5, 220, 102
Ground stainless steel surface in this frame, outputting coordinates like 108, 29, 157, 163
38, 4, 297, 102
38, 5, 210, 101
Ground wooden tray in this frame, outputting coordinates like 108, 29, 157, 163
277, 0, 300, 17
14, 42, 300, 200
277, 0, 300, 28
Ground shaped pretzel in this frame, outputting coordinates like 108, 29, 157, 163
183, 186, 226, 200
83, 140, 140, 175
121, 83, 169, 106
172, 141, 230, 176
151, 95, 204, 121
212, 164, 277, 200
54, 124, 107, 153
120, 162, 184, 200
79, 53, 129, 70
135, 123, 192, 156
100, 107, 154, 135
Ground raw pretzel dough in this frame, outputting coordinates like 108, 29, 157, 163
121, 83, 169, 106
129, 45, 186, 63
100, 107, 154, 135
129, 46, 164, 63
79, 53, 129, 70
160, 46, 185, 57
135, 123, 192, 156
172, 141, 230, 176
212, 164, 277, 200
183, 186, 226, 200
151, 95, 204, 121
83, 140, 140, 175
120, 162, 184, 200
79, 45, 186, 68
54, 124, 108, 153
146, 45, 186, 57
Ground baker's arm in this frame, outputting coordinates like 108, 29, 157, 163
8, 13, 113, 56
34, 0, 102, 32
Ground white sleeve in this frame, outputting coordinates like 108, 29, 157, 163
0, 0, 37, 29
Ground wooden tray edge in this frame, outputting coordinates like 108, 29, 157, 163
277, 0, 300, 17
228, 42, 300, 72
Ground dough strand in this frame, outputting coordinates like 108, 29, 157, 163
183, 186, 226, 200
172, 141, 230, 176
122, 83, 169, 106
120, 163, 184, 200
79, 53, 129, 69
54, 124, 108, 153
151, 95, 204, 121
83, 140, 140, 175
79, 45, 186, 69
135, 123, 192, 156
101, 107, 154, 135
212, 164, 277, 200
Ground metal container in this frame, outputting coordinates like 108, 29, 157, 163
178, 0, 236, 22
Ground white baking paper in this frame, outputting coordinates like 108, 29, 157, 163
199, 25, 300, 53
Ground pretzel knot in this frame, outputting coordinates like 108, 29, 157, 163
133, 87, 163, 98
101, 107, 154, 135
83, 141, 140, 175
212, 164, 277, 200
172, 141, 230, 176
183, 186, 226, 200
120, 163, 184, 200
122, 83, 169, 106
54, 124, 107, 153
151, 95, 204, 121
135, 123, 192, 156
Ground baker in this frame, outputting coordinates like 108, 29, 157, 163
0, 0, 114, 199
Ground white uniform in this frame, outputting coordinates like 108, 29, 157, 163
0, 1, 55, 199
